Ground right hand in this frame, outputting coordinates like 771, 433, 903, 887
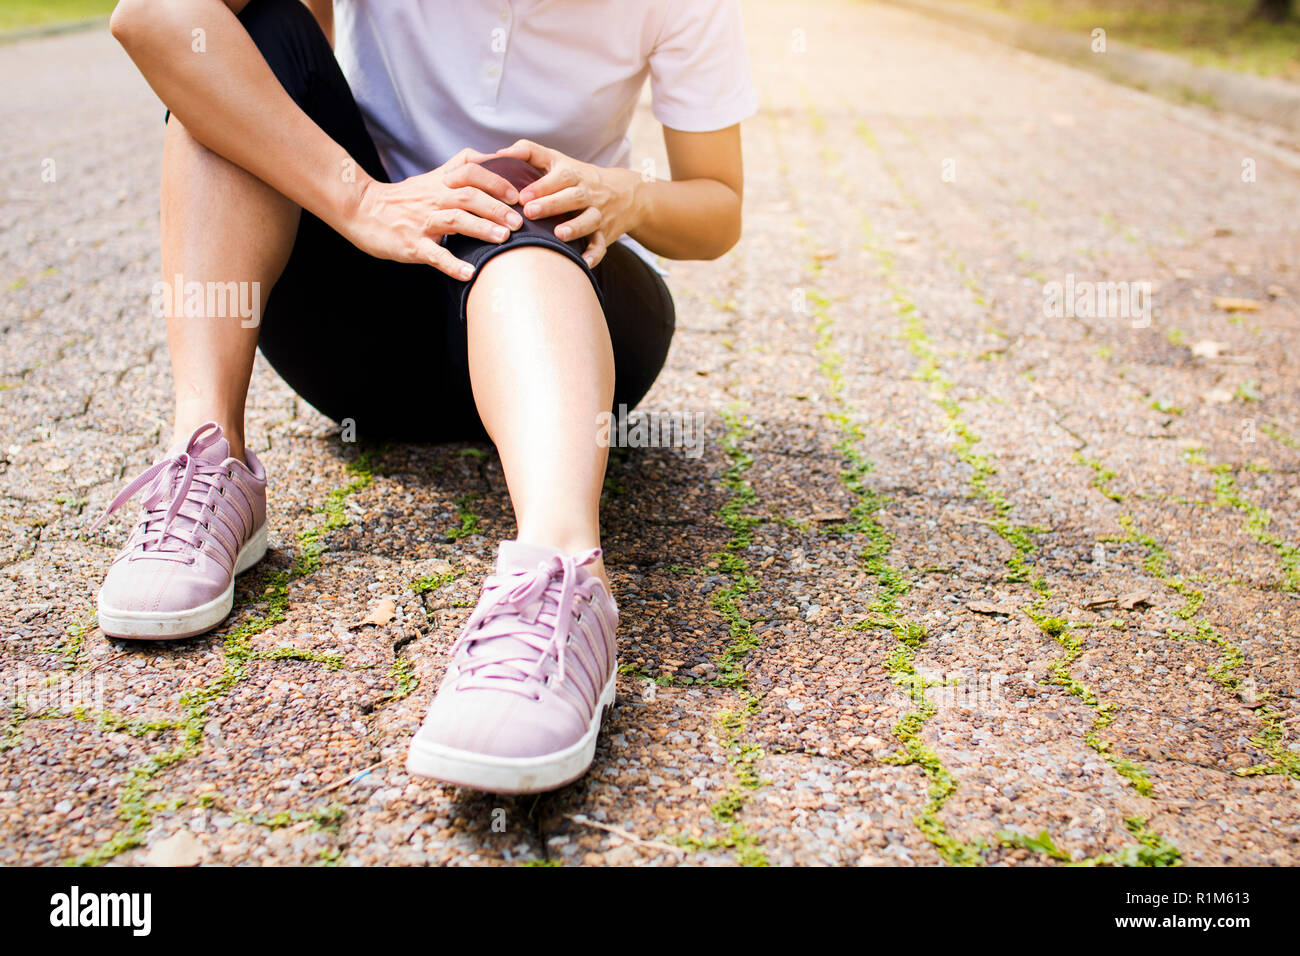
343, 148, 523, 280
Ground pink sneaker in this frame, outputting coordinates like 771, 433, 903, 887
407, 541, 619, 793
93, 423, 267, 640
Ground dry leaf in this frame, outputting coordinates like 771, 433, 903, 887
361, 599, 396, 627
44, 458, 70, 473
1083, 594, 1117, 610
1203, 387, 1235, 404
1212, 296, 1262, 313
1191, 340, 1227, 359
145, 830, 204, 867
810, 512, 847, 523
1117, 590, 1153, 610
1267, 284, 1288, 298
967, 601, 1016, 616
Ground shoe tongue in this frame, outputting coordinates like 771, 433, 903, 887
496, 540, 566, 575
463, 542, 574, 684
195, 437, 230, 464
162, 435, 230, 464
144, 434, 230, 549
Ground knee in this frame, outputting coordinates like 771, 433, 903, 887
476, 245, 587, 285
110, 0, 177, 47
467, 246, 599, 321
477, 157, 545, 195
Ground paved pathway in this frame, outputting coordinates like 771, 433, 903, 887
2, 0, 1299, 865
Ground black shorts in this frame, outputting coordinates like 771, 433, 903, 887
214, 0, 675, 442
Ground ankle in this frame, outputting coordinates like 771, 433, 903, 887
171, 417, 246, 464
514, 531, 610, 592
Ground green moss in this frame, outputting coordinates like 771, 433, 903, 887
1112, 515, 1295, 779
1261, 422, 1299, 451
56, 612, 96, 671
616, 663, 675, 686
689, 404, 769, 866
411, 570, 460, 595
1208, 463, 1299, 591
803, 240, 981, 865
448, 492, 483, 541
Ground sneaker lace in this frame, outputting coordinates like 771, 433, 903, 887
89, 424, 235, 564
450, 548, 603, 698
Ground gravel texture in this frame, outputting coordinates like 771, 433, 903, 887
2, 1, 1298, 866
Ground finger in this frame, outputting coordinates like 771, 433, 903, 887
582, 231, 608, 269
418, 238, 475, 281
555, 206, 601, 242
447, 185, 523, 230
445, 147, 498, 168
523, 184, 588, 220
496, 138, 551, 169
426, 207, 511, 245
445, 163, 520, 207
519, 164, 580, 204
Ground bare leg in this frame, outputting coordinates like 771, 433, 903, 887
161, 117, 299, 463
465, 247, 614, 589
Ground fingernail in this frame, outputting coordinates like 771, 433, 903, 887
556, 227, 569, 240
506, 189, 519, 203
583, 255, 594, 266
507, 211, 522, 229
461, 265, 474, 280
492, 226, 508, 241
525, 202, 540, 218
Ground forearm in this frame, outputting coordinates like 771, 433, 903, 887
111, 0, 366, 235
629, 176, 742, 261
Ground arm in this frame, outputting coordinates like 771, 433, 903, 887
631, 124, 743, 260
109, 0, 520, 277
497, 123, 744, 265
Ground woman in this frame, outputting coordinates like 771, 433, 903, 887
98, 0, 755, 794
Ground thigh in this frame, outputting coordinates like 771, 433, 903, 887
258, 215, 485, 443
594, 244, 677, 414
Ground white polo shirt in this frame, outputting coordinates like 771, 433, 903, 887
334, 0, 757, 174
333, 1, 757, 265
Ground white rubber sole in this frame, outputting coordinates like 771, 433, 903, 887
97, 525, 268, 641
406, 672, 617, 794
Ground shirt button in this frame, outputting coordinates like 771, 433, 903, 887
499, 8, 511, 22
485, 63, 500, 79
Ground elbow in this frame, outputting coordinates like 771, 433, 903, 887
703, 207, 743, 261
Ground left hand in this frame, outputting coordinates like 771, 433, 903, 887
495, 139, 643, 268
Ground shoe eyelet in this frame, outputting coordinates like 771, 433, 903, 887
218, 487, 225, 497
